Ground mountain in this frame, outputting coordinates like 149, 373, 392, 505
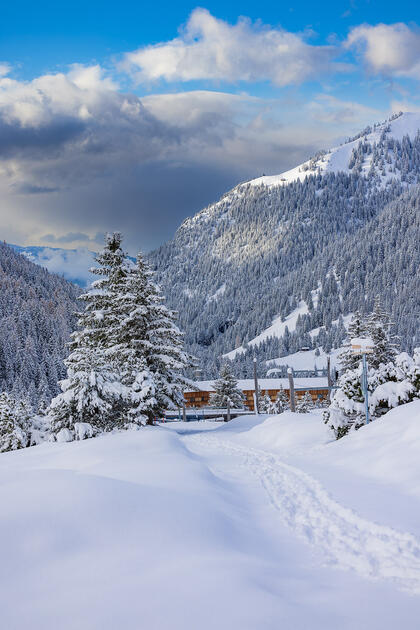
0, 242, 79, 408
9, 112, 420, 379
149, 112, 420, 376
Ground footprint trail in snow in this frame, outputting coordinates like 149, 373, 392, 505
183, 431, 420, 596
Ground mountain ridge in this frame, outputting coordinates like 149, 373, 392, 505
8, 112, 420, 377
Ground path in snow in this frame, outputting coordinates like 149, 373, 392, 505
182, 431, 420, 596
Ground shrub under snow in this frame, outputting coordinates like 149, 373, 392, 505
325, 349, 420, 439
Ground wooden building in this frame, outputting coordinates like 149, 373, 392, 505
184, 377, 329, 411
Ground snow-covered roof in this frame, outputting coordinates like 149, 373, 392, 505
186, 377, 328, 393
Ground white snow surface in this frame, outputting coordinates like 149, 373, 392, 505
1, 400, 420, 628
266, 346, 343, 373
224, 299, 309, 360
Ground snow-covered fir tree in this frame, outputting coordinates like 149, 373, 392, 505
0, 392, 32, 452
325, 346, 420, 439
48, 234, 131, 439
117, 252, 192, 424
272, 385, 290, 413
48, 233, 192, 439
209, 364, 245, 409
297, 391, 314, 413
339, 311, 368, 372
260, 393, 273, 413
366, 297, 398, 369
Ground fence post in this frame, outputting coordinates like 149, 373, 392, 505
253, 357, 259, 414
327, 355, 332, 404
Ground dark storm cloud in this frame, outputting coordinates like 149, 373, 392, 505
0, 117, 86, 157
0, 66, 377, 252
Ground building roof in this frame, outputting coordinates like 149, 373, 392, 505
186, 377, 328, 393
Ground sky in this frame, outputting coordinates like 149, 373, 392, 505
0, 0, 419, 253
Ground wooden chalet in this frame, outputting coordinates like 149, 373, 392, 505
184, 377, 329, 411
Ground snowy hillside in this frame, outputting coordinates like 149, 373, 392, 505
0, 242, 79, 408
2, 402, 420, 629
150, 112, 420, 376
249, 111, 420, 189
11, 112, 420, 378
265, 346, 344, 374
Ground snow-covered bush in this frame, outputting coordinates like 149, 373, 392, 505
324, 349, 420, 439
0, 393, 32, 453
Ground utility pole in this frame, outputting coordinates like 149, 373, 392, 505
362, 353, 369, 425
288, 368, 296, 412
253, 357, 259, 414
327, 355, 332, 404
351, 337, 373, 425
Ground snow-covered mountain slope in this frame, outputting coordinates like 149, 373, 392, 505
249, 111, 420, 189
0, 242, 79, 408
12, 113, 420, 378
150, 112, 420, 376
265, 346, 344, 374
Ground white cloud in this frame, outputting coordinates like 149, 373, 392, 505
0, 54, 402, 253
307, 94, 382, 125
0, 64, 118, 128
121, 8, 342, 86
0, 63, 11, 77
346, 23, 420, 79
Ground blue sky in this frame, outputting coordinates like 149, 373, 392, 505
0, 1, 419, 253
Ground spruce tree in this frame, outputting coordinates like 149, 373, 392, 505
210, 364, 245, 409
48, 233, 131, 438
296, 391, 314, 413
339, 310, 368, 372
273, 385, 290, 413
117, 252, 192, 424
0, 392, 31, 452
366, 296, 398, 369
48, 234, 193, 436
260, 393, 273, 413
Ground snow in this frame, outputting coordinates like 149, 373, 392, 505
248, 112, 420, 190
224, 289, 350, 362
207, 283, 226, 303
266, 347, 343, 373
224, 299, 309, 360
2, 401, 420, 628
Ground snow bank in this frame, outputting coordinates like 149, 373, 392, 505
0, 427, 307, 630
236, 411, 330, 454
324, 400, 420, 495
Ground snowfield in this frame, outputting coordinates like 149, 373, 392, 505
1, 401, 420, 629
